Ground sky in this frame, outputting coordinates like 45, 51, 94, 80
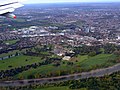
24, 0, 120, 4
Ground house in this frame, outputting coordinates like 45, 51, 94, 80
63, 56, 71, 61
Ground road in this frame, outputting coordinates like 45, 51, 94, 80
0, 63, 120, 86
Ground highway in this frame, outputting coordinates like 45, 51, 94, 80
0, 63, 120, 86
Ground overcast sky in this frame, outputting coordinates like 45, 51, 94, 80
24, 0, 120, 4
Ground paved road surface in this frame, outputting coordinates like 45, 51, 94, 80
0, 63, 120, 86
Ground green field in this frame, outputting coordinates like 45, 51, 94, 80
4, 39, 19, 45
14, 54, 118, 79
34, 86, 87, 90
0, 49, 26, 58
15, 63, 76, 79
78, 54, 116, 69
0, 55, 42, 70
15, 19, 26, 22
34, 86, 71, 90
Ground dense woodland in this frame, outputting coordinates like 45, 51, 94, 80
74, 43, 119, 55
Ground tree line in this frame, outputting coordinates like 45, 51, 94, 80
74, 43, 120, 56
1, 71, 120, 90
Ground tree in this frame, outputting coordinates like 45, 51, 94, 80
88, 51, 96, 57
113, 50, 120, 56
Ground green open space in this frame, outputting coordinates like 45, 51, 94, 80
14, 54, 118, 79
14, 63, 76, 79
0, 55, 42, 70
4, 39, 19, 45
34, 86, 87, 90
77, 54, 116, 69
0, 49, 26, 58
15, 19, 26, 22
34, 86, 71, 90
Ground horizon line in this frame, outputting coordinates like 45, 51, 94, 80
24, 2, 120, 4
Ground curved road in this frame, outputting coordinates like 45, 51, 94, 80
0, 63, 120, 86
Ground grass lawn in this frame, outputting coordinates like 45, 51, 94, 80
0, 49, 26, 58
34, 86, 87, 90
15, 19, 26, 22
34, 86, 71, 90
4, 39, 19, 45
76, 55, 88, 63
0, 55, 42, 70
14, 54, 118, 79
14, 63, 75, 79
78, 54, 117, 69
